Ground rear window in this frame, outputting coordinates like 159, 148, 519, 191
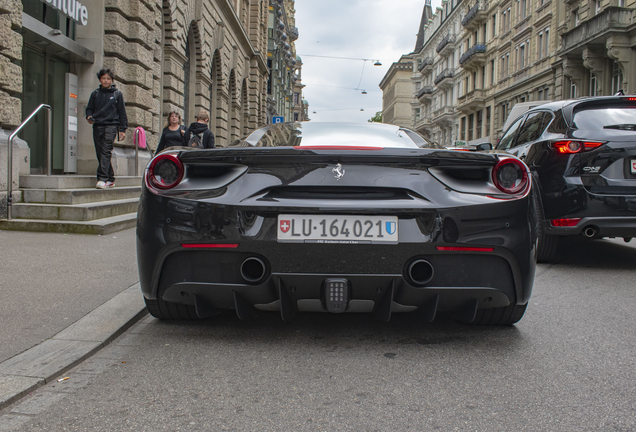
237, 122, 432, 148
572, 106, 636, 130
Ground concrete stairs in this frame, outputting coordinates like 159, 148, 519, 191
0, 175, 142, 234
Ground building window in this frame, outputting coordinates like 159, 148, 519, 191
544, 29, 549, 56
491, 60, 495, 85
415, 108, 421, 122
520, 0, 527, 19
612, 61, 624, 94
519, 45, 525, 69
468, 113, 474, 141
486, 106, 491, 137
595, 0, 601, 15
481, 66, 486, 88
538, 33, 543, 59
545, 87, 549, 100
590, 74, 598, 96
570, 82, 577, 98
538, 88, 543, 100
477, 110, 483, 139
460, 117, 466, 140
492, 14, 497, 38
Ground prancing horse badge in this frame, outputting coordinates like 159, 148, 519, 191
332, 163, 345, 181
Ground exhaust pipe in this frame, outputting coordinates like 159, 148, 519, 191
583, 226, 598, 238
240, 257, 267, 283
407, 259, 434, 286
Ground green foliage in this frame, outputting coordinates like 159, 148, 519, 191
368, 111, 382, 123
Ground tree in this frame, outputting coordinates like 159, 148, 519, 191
368, 111, 382, 123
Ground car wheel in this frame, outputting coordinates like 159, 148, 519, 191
533, 190, 559, 263
470, 303, 528, 326
144, 297, 200, 320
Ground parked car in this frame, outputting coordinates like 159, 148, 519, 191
495, 95, 636, 262
137, 122, 536, 325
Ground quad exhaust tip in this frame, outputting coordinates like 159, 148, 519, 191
407, 259, 434, 286
240, 257, 267, 283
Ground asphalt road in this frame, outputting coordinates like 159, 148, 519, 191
2, 236, 636, 431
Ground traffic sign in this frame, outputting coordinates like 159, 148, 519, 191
272, 116, 284, 124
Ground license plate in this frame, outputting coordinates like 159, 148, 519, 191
277, 215, 398, 244
632, 160, 636, 174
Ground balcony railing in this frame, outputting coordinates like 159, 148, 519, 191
418, 57, 434, 72
433, 106, 454, 119
288, 26, 299, 41
417, 86, 434, 98
459, 44, 486, 64
434, 68, 454, 85
561, 7, 636, 53
462, 2, 488, 27
436, 34, 456, 54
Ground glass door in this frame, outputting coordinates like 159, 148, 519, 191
22, 46, 69, 173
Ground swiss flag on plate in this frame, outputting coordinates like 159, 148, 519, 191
280, 220, 290, 233
632, 160, 636, 174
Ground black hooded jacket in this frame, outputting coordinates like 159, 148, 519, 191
183, 121, 215, 149
86, 85, 128, 131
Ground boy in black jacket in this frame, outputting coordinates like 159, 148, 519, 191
86, 68, 128, 189
183, 109, 215, 149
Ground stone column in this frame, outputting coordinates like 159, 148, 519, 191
606, 35, 632, 94
563, 57, 585, 98
0, 0, 24, 218
582, 47, 606, 96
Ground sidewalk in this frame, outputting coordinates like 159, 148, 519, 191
0, 228, 146, 410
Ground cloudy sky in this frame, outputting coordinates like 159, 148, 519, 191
294, 0, 443, 123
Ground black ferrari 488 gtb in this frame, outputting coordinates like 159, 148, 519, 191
137, 122, 537, 325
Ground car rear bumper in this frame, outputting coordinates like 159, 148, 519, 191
546, 216, 636, 238
137, 189, 537, 318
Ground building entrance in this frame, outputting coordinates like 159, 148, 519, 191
22, 46, 69, 174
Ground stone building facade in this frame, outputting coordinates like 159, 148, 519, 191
0, 0, 286, 184
383, 0, 636, 147
266, 0, 305, 123
559, 0, 636, 99
379, 55, 415, 127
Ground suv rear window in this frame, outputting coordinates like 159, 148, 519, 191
572, 105, 636, 130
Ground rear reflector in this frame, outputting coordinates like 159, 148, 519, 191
181, 243, 239, 248
436, 246, 495, 252
550, 218, 581, 227
293, 146, 383, 150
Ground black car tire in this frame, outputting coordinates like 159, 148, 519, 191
144, 297, 200, 320
533, 190, 559, 263
470, 303, 528, 326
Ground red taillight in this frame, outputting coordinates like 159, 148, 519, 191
293, 146, 383, 150
624, 97, 636, 101
550, 218, 581, 227
181, 243, 239, 248
436, 246, 495, 252
553, 140, 603, 154
146, 154, 184, 190
492, 157, 529, 194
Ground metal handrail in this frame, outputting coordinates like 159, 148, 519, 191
6, 104, 51, 221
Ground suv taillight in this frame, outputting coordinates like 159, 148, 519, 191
552, 140, 603, 154
492, 157, 529, 194
146, 154, 184, 190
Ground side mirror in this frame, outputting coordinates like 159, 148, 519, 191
475, 143, 492, 151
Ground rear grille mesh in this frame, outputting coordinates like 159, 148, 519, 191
264, 187, 411, 201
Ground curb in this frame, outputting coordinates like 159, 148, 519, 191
0, 283, 147, 411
